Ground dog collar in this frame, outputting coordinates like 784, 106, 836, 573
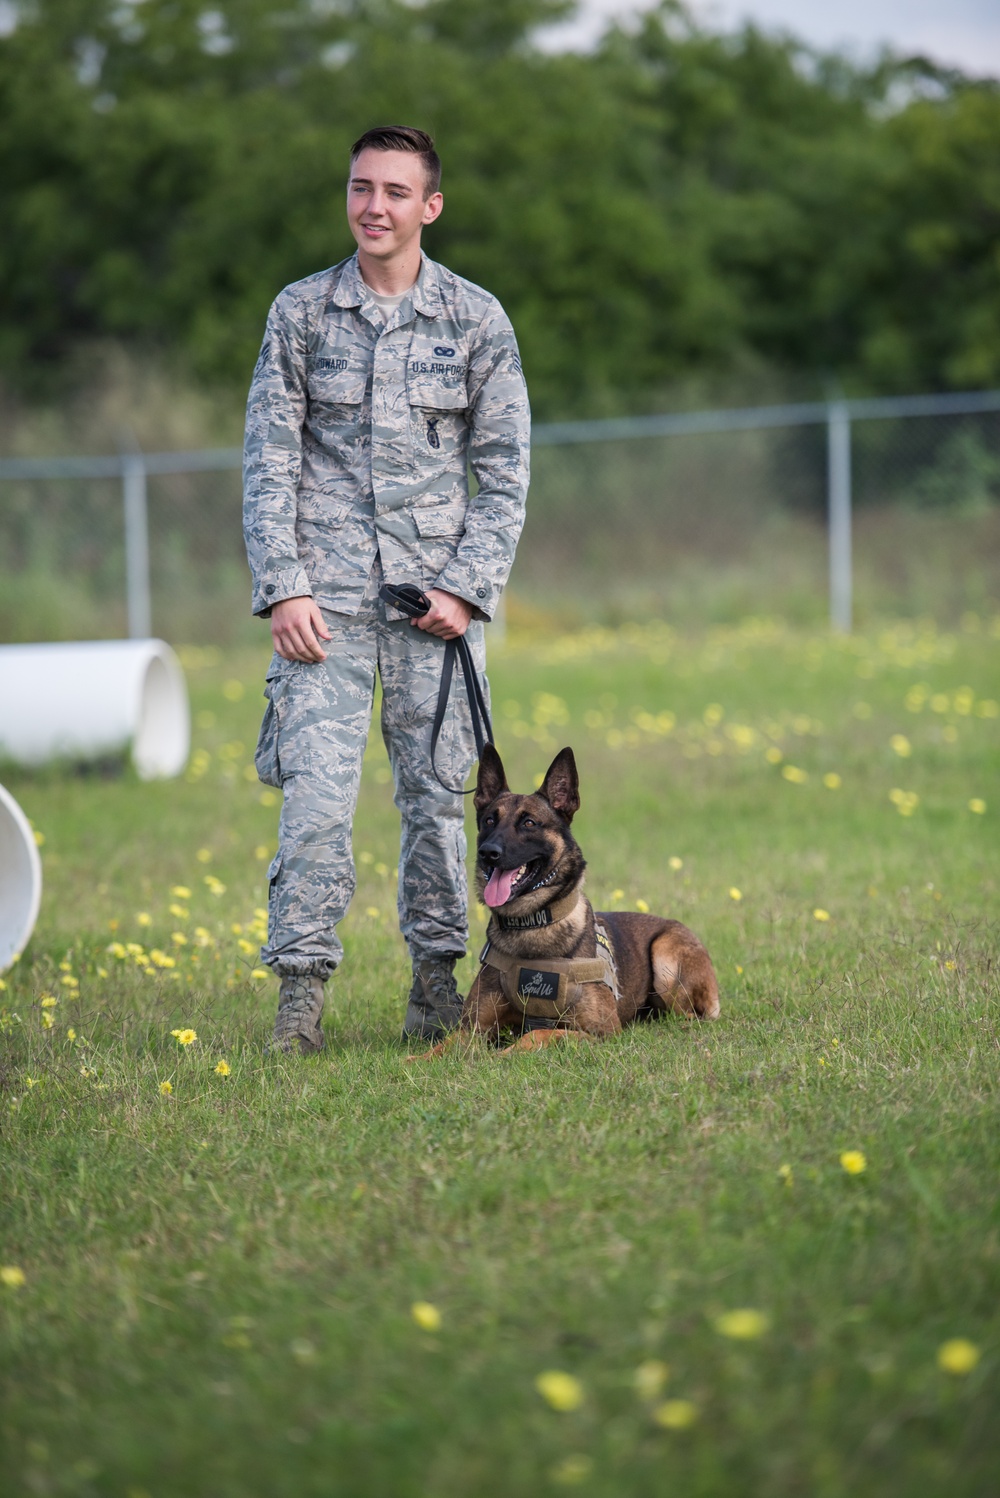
494, 890, 581, 931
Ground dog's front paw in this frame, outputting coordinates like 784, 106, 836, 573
405, 1030, 478, 1063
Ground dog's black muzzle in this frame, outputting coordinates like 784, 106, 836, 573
477, 837, 505, 869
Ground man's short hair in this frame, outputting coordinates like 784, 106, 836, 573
349, 126, 442, 199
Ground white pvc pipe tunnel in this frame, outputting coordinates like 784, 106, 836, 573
0, 639, 189, 779
0, 782, 42, 972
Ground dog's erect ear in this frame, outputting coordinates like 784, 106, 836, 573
538, 747, 580, 822
474, 743, 509, 815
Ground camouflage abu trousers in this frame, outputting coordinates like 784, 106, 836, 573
254, 562, 488, 978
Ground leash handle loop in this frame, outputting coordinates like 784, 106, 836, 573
379, 582, 494, 795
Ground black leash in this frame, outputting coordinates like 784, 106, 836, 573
379, 583, 494, 795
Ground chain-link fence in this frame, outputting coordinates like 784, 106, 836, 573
2, 391, 999, 644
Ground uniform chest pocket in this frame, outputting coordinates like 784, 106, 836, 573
307, 360, 368, 411
407, 380, 468, 454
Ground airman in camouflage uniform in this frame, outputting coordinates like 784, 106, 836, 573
243, 126, 530, 1053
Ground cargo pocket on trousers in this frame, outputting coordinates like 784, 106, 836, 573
254, 688, 282, 788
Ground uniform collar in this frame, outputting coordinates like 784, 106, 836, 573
332, 252, 442, 320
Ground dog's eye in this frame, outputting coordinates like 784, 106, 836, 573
520, 816, 536, 829
483, 814, 497, 828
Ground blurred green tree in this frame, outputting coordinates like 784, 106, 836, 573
0, 0, 998, 414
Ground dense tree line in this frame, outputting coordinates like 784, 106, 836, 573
1, 0, 999, 415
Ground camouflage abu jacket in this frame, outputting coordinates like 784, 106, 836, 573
243, 252, 530, 622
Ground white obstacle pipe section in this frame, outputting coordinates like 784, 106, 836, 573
0, 782, 42, 971
0, 640, 190, 779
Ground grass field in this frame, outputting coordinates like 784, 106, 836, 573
1, 614, 998, 1498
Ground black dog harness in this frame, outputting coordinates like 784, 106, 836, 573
479, 919, 620, 1022
379, 582, 493, 795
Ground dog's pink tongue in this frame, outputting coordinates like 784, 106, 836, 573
484, 867, 518, 908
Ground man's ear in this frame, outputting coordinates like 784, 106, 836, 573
538, 747, 580, 822
474, 743, 509, 816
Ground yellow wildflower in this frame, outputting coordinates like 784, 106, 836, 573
107, 942, 127, 959
250, 969, 268, 980
668, 856, 683, 870
778, 1163, 793, 1187
653, 1400, 698, 1429
813, 909, 830, 922
937, 1339, 980, 1375
535, 1371, 584, 1411
610, 889, 624, 901
159, 1080, 173, 1096
137, 912, 151, 926
890, 734, 912, 757
765, 746, 783, 764
410, 1301, 441, 1332
840, 1150, 867, 1175
633, 1360, 669, 1400
823, 773, 842, 789
171, 885, 191, 900
715, 1309, 769, 1340
40, 995, 57, 1008
550, 1455, 592, 1485
636, 898, 650, 913
171, 931, 188, 946
214, 1060, 231, 1077
729, 887, 742, 902
169, 904, 189, 920
60, 975, 78, 988
968, 798, 986, 815
41, 1012, 55, 1030
782, 765, 808, 783
1, 1266, 26, 1289
67, 1028, 77, 1042
171, 1028, 197, 1046
150, 950, 176, 968
196, 848, 212, 863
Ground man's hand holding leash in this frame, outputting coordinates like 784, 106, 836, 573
411, 588, 473, 640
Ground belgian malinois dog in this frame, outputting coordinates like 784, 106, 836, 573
417, 743, 719, 1056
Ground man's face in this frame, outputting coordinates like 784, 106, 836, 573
347, 148, 443, 261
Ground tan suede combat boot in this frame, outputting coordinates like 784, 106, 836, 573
400, 956, 463, 1042
270, 975, 326, 1054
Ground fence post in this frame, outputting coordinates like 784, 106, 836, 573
122, 454, 152, 639
826, 401, 852, 632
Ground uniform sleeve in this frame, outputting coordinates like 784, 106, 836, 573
432, 302, 530, 621
242, 291, 312, 617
